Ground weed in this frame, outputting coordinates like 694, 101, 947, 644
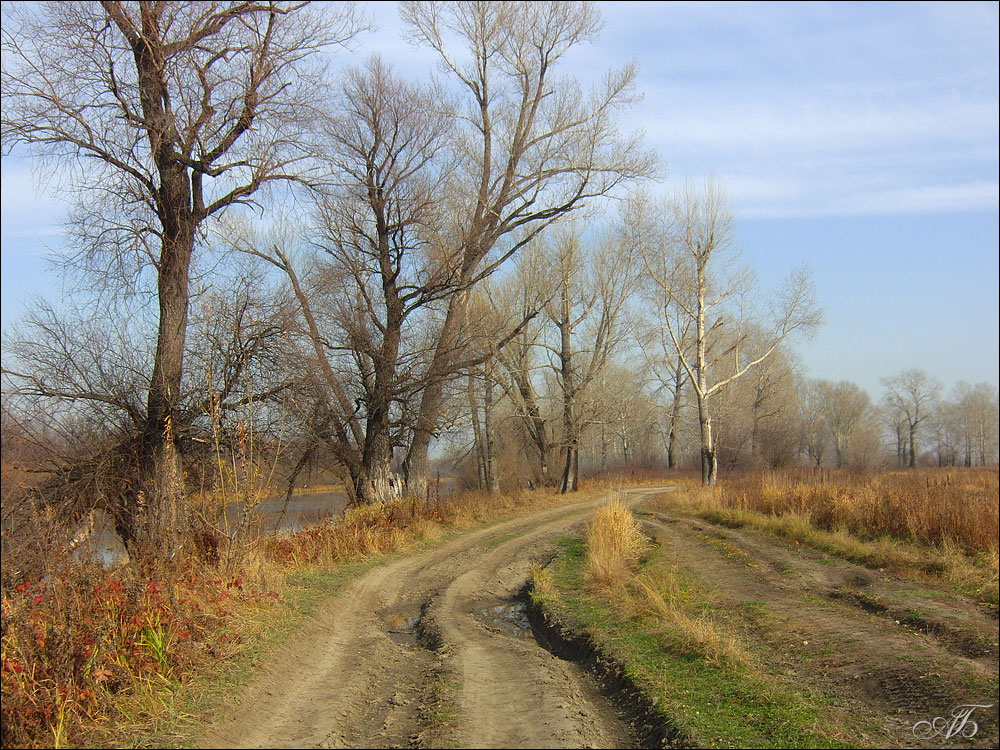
583, 497, 649, 593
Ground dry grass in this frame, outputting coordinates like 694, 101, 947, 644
716, 468, 998, 555
580, 499, 750, 668
674, 467, 999, 606
631, 572, 749, 667
584, 498, 649, 593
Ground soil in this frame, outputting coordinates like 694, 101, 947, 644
194, 487, 999, 749
638, 505, 999, 749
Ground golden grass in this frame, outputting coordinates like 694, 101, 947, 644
584, 498, 649, 592
718, 468, 998, 554
581, 499, 750, 667
671, 468, 999, 607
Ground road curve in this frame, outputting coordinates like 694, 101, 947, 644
196, 487, 668, 749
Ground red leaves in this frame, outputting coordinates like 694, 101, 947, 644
93, 667, 112, 683
3, 559, 280, 747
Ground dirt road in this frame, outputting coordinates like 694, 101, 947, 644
196, 487, 998, 749
198, 487, 665, 749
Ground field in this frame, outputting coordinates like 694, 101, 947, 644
1, 468, 997, 748
531, 468, 999, 748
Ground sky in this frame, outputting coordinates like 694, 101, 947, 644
2, 1, 998, 398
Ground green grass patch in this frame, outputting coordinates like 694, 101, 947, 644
488, 531, 523, 548
534, 536, 857, 749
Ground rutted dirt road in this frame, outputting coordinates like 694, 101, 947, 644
198, 488, 665, 749
636, 502, 999, 749
196, 486, 999, 749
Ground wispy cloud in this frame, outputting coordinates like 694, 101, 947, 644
599, 1, 999, 218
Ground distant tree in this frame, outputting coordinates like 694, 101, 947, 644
641, 181, 822, 485
951, 382, 1000, 466
798, 380, 828, 467
813, 380, 871, 469
880, 369, 941, 469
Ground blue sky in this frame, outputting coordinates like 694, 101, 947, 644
2, 1, 997, 397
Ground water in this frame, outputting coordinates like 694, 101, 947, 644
75, 489, 352, 565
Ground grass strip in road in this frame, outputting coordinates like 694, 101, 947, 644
532, 533, 857, 749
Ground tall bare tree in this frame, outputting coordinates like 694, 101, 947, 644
397, 0, 656, 497
540, 226, 638, 493
2, 1, 361, 545
880, 369, 940, 469
642, 181, 822, 485
227, 55, 461, 505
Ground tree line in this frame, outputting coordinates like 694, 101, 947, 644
2, 2, 997, 556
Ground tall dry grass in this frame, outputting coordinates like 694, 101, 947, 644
584, 498, 649, 592
580, 499, 748, 667
674, 467, 999, 606
711, 468, 998, 556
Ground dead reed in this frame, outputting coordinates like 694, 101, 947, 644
714, 468, 998, 556
584, 498, 649, 592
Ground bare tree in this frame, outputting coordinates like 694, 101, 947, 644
880, 369, 941, 469
397, 0, 657, 497
642, 181, 822, 485
539, 225, 638, 493
636, 191, 693, 470
951, 382, 1000, 466
224, 54, 461, 505
2, 1, 362, 546
798, 379, 828, 467
812, 379, 872, 469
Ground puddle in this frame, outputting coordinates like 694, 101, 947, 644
386, 614, 422, 646
473, 601, 534, 638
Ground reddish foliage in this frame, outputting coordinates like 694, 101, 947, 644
0, 560, 281, 748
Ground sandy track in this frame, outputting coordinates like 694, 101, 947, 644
197, 487, 665, 749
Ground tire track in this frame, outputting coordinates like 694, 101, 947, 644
197, 487, 666, 749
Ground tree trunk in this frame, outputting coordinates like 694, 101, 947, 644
513, 368, 549, 485
559, 443, 579, 494
468, 375, 486, 490
483, 377, 500, 493
557, 280, 578, 494
699, 400, 717, 486
404, 292, 469, 499
355, 428, 395, 505
129, 11, 198, 550
666, 370, 683, 469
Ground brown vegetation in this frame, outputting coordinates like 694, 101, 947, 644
0, 482, 618, 748
706, 467, 999, 556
